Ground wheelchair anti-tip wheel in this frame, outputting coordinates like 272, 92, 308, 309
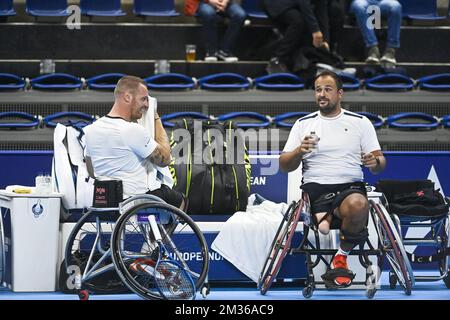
370, 200, 414, 295
258, 200, 303, 295
111, 201, 209, 300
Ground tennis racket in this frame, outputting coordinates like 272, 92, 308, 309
147, 214, 196, 300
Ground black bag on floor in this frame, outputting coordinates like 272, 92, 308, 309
169, 119, 251, 214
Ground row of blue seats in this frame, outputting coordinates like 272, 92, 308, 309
0, 0, 179, 17
1, 111, 449, 130
1, 72, 450, 92
1, 0, 449, 21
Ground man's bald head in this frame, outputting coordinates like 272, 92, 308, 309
114, 75, 147, 100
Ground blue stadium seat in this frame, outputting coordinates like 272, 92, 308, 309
241, 0, 268, 19
0, 73, 26, 91
133, 0, 179, 17
80, 0, 126, 17
0, 112, 40, 129
356, 112, 385, 129
43, 112, 95, 128
339, 73, 361, 91
0, 0, 16, 16
161, 112, 210, 128
364, 73, 415, 91
26, 0, 69, 17
254, 73, 304, 91
30, 73, 84, 90
417, 73, 450, 91
217, 112, 271, 128
273, 112, 310, 128
398, 0, 445, 20
145, 73, 196, 90
387, 112, 439, 130
86, 73, 125, 90
442, 115, 450, 128
199, 73, 251, 90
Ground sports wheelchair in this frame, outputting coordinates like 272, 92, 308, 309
375, 180, 450, 289
64, 194, 210, 300
258, 186, 415, 299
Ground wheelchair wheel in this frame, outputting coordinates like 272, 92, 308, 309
111, 201, 209, 300
370, 200, 414, 295
64, 210, 129, 294
0, 212, 4, 285
258, 200, 303, 295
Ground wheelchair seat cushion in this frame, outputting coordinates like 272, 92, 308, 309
376, 179, 449, 217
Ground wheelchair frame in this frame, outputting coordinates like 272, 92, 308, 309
389, 205, 450, 288
258, 189, 415, 299
64, 194, 210, 300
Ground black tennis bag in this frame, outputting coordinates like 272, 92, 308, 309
169, 119, 251, 214
376, 179, 449, 217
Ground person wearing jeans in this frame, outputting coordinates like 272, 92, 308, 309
350, 0, 402, 66
185, 0, 246, 62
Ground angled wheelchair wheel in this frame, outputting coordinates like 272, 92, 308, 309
370, 200, 414, 295
258, 200, 303, 295
64, 210, 129, 294
111, 201, 209, 300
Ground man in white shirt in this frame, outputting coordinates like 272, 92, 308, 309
280, 70, 386, 288
84, 75, 186, 209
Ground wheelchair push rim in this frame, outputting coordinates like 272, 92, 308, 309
111, 201, 209, 300
370, 200, 415, 295
258, 199, 303, 295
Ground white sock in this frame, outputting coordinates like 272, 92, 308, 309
336, 247, 351, 257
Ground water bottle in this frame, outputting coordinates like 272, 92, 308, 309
310, 131, 319, 152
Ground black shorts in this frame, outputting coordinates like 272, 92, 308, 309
147, 184, 184, 208
301, 182, 367, 217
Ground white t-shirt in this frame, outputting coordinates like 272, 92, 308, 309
283, 109, 381, 184
84, 116, 158, 197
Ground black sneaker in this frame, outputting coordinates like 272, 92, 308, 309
204, 51, 218, 62
217, 50, 238, 62
266, 57, 288, 74
380, 47, 397, 66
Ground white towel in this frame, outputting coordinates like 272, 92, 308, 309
211, 196, 289, 283
137, 96, 174, 190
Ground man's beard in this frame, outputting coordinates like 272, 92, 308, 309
317, 99, 338, 115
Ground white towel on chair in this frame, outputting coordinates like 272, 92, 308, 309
137, 96, 174, 190
211, 197, 289, 283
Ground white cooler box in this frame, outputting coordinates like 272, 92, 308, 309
0, 190, 63, 292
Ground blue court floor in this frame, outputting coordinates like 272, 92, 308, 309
0, 272, 448, 300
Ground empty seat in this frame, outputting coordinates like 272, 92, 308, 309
398, 0, 445, 20
273, 112, 310, 128
145, 73, 196, 90
217, 112, 271, 128
199, 73, 251, 90
356, 112, 384, 129
339, 73, 361, 91
30, 73, 84, 90
0, 73, 26, 91
364, 73, 415, 91
161, 112, 210, 128
442, 115, 450, 128
0, 112, 40, 129
43, 112, 95, 128
417, 73, 450, 91
26, 0, 69, 17
133, 0, 179, 17
80, 0, 126, 17
241, 0, 268, 19
387, 112, 439, 130
86, 73, 125, 90
0, 0, 16, 16
254, 73, 304, 91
